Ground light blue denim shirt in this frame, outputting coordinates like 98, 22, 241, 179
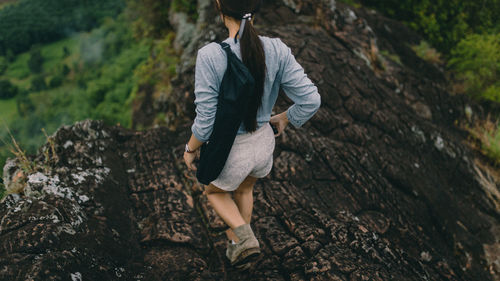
191, 35, 321, 142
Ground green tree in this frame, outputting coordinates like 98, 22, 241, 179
28, 46, 44, 74
30, 75, 47, 91
15, 90, 35, 117
5, 49, 14, 62
61, 64, 70, 76
62, 46, 70, 58
359, 0, 500, 53
48, 75, 64, 88
126, 0, 172, 39
0, 56, 8, 75
449, 32, 500, 102
0, 79, 18, 99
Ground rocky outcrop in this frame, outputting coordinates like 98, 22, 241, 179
1, 0, 499, 280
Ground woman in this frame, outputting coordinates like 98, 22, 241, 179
183, 0, 321, 268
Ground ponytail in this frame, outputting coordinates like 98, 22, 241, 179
239, 14, 266, 132
216, 0, 266, 133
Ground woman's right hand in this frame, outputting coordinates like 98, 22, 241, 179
270, 111, 289, 137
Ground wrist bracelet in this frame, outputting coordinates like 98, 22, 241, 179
185, 143, 196, 153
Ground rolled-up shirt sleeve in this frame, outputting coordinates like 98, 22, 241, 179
191, 48, 220, 142
278, 39, 321, 128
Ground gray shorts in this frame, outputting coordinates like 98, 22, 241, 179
210, 122, 275, 191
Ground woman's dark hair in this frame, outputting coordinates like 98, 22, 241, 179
215, 0, 266, 133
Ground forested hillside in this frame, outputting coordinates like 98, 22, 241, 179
0, 0, 125, 55
0, 0, 149, 186
0, 0, 201, 192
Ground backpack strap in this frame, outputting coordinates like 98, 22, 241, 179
217, 41, 232, 56
216, 41, 249, 69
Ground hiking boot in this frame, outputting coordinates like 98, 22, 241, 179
225, 240, 254, 270
225, 223, 260, 267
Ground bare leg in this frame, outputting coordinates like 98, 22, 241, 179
205, 183, 246, 242
226, 175, 258, 242
233, 175, 257, 223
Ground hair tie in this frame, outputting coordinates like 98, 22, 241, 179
234, 12, 253, 43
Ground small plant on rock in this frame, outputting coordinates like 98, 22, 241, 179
41, 127, 59, 174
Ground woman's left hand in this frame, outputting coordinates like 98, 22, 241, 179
184, 150, 198, 171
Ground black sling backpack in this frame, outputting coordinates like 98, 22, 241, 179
195, 41, 256, 185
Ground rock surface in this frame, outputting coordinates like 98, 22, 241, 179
1, 0, 499, 280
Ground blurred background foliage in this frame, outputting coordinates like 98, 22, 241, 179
448, 33, 500, 103
0, 0, 126, 56
0, 0, 197, 198
359, 0, 500, 53
359, 0, 500, 101
359, 0, 500, 165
